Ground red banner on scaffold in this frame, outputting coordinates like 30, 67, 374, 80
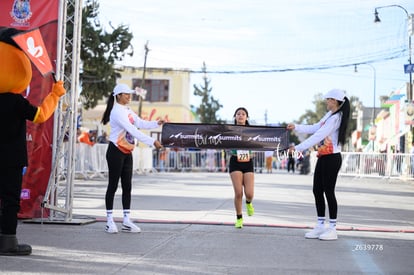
161, 123, 290, 151
12, 28, 54, 76
0, 0, 59, 218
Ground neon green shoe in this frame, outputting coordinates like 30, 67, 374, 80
235, 218, 243, 228
246, 202, 255, 216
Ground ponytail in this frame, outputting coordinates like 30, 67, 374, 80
333, 97, 350, 145
101, 93, 115, 125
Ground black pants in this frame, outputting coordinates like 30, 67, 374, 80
287, 158, 295, 173
313, 153, 342, 220
105, 142, 133, 210
0, 166, 23, 235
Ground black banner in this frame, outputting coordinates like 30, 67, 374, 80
161, 123, 289, 151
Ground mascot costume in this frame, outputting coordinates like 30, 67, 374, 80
0, 27, 66, 256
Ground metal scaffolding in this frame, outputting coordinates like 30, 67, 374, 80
39, 0, 91, 224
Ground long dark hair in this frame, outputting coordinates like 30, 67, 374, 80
233, 107, 250, 125
101, 93, 115, 125
332, 97, 350, 146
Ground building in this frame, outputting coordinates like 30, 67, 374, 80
352, 83, 413, 153
351, 103, 382, 151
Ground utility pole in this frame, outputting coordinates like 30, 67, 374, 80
138, 41, 150, 117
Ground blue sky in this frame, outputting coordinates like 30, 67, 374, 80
98, 0, 414, 124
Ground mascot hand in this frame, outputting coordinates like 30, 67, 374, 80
33, 81, 65, 123
52, 80, 66, 97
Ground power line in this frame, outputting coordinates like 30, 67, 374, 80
142, 51, 404, 75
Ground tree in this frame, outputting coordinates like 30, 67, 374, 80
297, 93, 327, 125
296, 92, 358, 145
346, 95, 359, 139
66, 0, 134, 109
193, 62, 223, 123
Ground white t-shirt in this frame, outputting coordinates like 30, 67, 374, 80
294, 111, 342, 156
108, 101, 158, 149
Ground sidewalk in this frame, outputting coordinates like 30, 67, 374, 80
1, 172, 414, 274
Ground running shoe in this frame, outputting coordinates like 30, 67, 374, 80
304, 226, 326, 239
246, 202, 255, 216
319, 227, 337, 240
122, 220, 141, 233
235, 218, 243, 228
105, 221, 118, 234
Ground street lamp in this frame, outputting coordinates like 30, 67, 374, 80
354, 63, 377, 151
374, 5, 413, 102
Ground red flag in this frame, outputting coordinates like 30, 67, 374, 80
12, 28, 53, 76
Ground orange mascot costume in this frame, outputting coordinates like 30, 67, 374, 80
0, 27, 66, 256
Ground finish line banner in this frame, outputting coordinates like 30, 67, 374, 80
161, 123, 289, 151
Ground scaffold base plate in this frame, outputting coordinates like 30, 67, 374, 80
23, 217, 96, 225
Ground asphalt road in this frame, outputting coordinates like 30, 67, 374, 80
1, 172, 413, 274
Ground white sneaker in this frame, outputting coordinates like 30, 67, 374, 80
105, 221, 118, 234
319, 227, 338, 240
122, 220, 141, 233
305, 226, 326, 239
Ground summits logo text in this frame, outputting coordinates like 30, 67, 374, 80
247, 135, 282, 143
168, 128, 242, 147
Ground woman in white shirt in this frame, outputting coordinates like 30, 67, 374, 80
101, 83, 163, 234
287, 89, 350, 241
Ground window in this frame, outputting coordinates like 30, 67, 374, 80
132, 79, 169, 102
